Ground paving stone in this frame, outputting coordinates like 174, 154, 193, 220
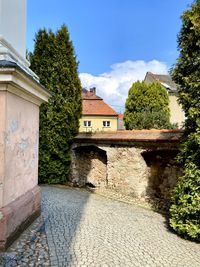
1, 185, 200, 266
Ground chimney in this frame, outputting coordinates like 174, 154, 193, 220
89, 87, 96, 94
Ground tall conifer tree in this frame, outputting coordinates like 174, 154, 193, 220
30, 25, 82, 184
170, 0, 200, 240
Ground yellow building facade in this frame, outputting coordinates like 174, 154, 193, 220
79, 88, 118, 132
79, 115, 118, 132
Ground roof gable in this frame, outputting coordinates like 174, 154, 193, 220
82, 88, 118, 116
144, 72, 177, 92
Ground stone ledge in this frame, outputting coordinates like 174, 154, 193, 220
0, 185, 41, 251
0, 60, 51, 106
76, 129, 183, 141
75, 130, 183, 148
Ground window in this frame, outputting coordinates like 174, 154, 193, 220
103, 121, 110, 127
84, 120, 92, 127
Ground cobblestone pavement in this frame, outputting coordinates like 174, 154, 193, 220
0, 215, 50, 267
1, 185, 200, 267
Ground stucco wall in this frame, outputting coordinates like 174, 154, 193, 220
169, 94, 185, 128
0, 61, 50, 250
0, 90, 6, 207
0, 88, 39, 207
79, 116, 118, 132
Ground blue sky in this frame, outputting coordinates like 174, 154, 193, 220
27, 0, 193, 110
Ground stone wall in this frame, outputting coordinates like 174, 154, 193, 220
71, 143, 181, 201
71, 146, 107, 188
141, 150, 182, 200
105, 146, 149, 197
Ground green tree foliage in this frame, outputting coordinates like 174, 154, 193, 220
123, 81, 171, 130
30, 25, 82, 184
170, 0, 200, 240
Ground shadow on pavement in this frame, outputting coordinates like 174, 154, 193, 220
41, 185, 92, 266
0, 185, 92, 267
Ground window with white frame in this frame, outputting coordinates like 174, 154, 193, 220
84, 120, 92, 127
103, 121, 110, 127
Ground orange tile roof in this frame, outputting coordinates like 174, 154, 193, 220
82, 89, 118, 116
83, 99, 118, 116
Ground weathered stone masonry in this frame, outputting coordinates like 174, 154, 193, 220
71, 130, 182, 201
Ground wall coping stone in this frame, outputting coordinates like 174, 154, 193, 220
75, 130, 183, 148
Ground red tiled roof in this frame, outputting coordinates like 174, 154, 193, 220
82, 89, 118, 116
83, 99, 118, 116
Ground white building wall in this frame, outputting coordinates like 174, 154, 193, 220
0, 0, 26, 59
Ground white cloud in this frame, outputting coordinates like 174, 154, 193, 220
79, 60, 168, 112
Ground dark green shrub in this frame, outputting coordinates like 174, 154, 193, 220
170, 162, 200, 240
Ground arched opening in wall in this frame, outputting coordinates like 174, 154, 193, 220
141, 149, 181, 202
73, 145, 107, 188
